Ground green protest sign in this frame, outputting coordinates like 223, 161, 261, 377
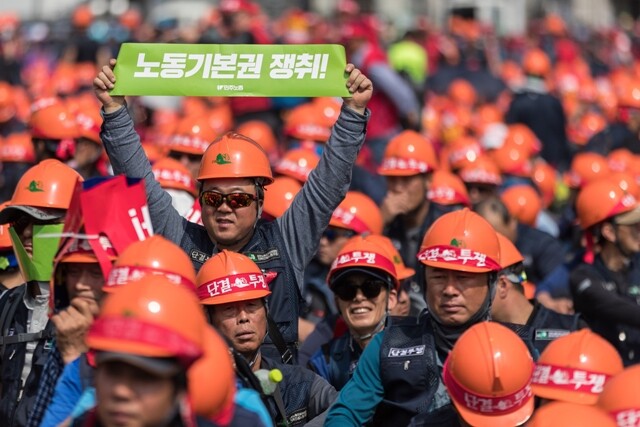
111, 43, 351, 97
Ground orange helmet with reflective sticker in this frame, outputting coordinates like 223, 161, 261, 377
284, 103, 332, 142
419, 208, 501, 272
608, 148, 635, 172
565, 152, 610, 189
105, 235, 197, 292
170, 115, 217, 155
1, 133, 35, 163
29, 99, 79, 140
458, 155, 502, 186
87, 276, 205, 365
491, 144, 532, 177
504, 124, 541, 156
528, 402, 616, 427
196, 250, 270, 305
329, 191, 383, 235
427, 170, 470, 206
152, 157, 198, 197
597, 364, 640, 425
198, 132, 273, 185
531, 329, 624, 405
378, 130, 438, 176
576, 179, 639, 229
274, 148, 319, 183
444, 322, 535, 427
328, 234, 399, 290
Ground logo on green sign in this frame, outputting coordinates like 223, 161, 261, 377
27, 180, 44, 192
215, 153, 232, 165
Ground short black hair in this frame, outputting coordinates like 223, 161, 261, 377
473, 196, 511, 226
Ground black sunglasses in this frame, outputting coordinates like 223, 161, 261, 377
334, 279, 386, 301
200, 191, 257, 209
322, 227, 356, 243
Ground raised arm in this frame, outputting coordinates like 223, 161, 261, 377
94, 59, 186, 244
277, 65, 372, 290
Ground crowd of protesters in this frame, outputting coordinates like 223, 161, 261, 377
1, 0, 640, 425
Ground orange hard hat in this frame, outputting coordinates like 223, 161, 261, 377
198, 132, 273, 185
207, 104, 234, 135
443, 321, 535, 427
196, 250, 270, 305
597, 364, 640, 425
327, 234, 399, 290
458, 155, 502, 186
427, 170, 471, 206
608, 148, 635, 172
274, 148, 319, 183
378, 130, 438, 176
152, 157, 198, 197
576, 178, 640, 230
523, 49, 551, 77
418, 208, 502, 273
619, 79, 640, 109
284, 103, 332, 142
74, 62, 98, 88
0, 82, 15, 122
188, 326, 236, 418
531, 161, 557, 208
236, 120, 278, 157
52, 64, 78, 97
496, 232, 524, 269
170, 115, 217, 155
501, 185, 542, 227
528, 401, 616, 427
1, 133, 35, 163
472, 104, 503, 135
365, 234, 415, 281
531, 329, 624, 405
572, 112, 607, 146
565, 152, 611, 189
329, 191, 383, 235
87, 276, 206, 366
545, 13, 566, 36
446, 136, 482, 171
141, 143, 166, 164
29, 98, 80, 140
72, 4, 93, 28
105, 235, 197, 292
58, 236, 106, 264
0, 159, 82, 224
75, 109, 102, 145
119, 8, 143, 30
491, 144, 532, 178
448, 79, 477, 108
504, 124, 541, 157
262, 176, 301, 220
609, 171, 640, 198
312, 97, 342, 128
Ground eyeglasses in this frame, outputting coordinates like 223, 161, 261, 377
333, 279, 386, 301
11, 216, 63, 234
322, 227, 355, 243
200, 191, 257, 209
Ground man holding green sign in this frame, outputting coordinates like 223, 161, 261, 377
93, 46, 372, 363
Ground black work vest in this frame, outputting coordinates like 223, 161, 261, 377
0, 285, 55, 427
374, 314, 452, 427
262, 356, 314, 426
181, 219, 302, 360
527, 303, 582, 356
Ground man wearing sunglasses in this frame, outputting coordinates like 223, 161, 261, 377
94, 60, 372, 365
325, 209, 505, 426
308, 235, 398, 391
0, 159, 83, 427
491, 233, 583, 358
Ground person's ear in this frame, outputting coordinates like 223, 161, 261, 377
387, 288, 398, 310
601, 222, 617, 243
496, 275, 509, 299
